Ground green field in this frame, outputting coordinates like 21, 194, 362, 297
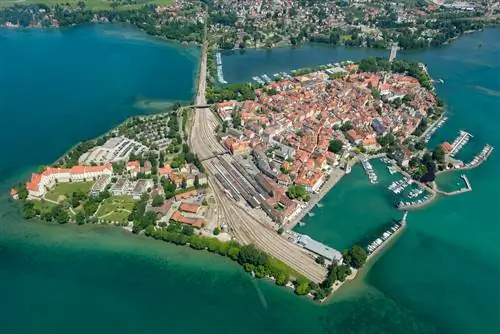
96, 196, 136, 222
32, 199, 56, 213
0, 0, 173, 10
45, 181, 94, 203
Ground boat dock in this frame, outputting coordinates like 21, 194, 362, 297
366, 212, 407, 260
388, 177, 412, 194
215, 52, 228, 84
464, 144, 494, 169
423, 116, 448, 143
398, 192, 436, 210
449, 130, 473, 157
361, 159, 378, 184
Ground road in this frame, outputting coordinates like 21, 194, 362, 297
189, 43, 327, 283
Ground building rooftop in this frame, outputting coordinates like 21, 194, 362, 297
297, 235, 343, 262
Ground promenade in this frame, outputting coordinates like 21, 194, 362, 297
285, 168, 345, 230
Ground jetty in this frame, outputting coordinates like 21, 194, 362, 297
398, 191, 436, 210
361, 158, 378, 184
366, 212, 407, 260
437, 174, 472, 196
422, 115, 448, 143
215, 52, 228, 84
464, 144, 494, 169
449, 130, 472, 157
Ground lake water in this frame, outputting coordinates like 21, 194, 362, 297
0, 25, 499, 334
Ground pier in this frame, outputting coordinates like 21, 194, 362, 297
215, 52, 228, 84
366, 212, 407, 261
449, 130, 472, 157
389, 43, 399, 62
436, 174, 472, 196
463, 144, 494, 169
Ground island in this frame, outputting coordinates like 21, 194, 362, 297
11, 45, 493, 301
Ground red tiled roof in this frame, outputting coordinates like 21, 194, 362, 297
179, 202, 201, 214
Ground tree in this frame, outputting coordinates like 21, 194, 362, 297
295, 281, 310, 295
345, 245, 367, 269
315, 256, 326, 266
414, 141, 426, 151
152, 194, 164, 207
194, 175, 200, 188
340, 122, 353, 132
277, 227, 284, 235
213, 227, 221, 235
181, 178, 187, 189
182, 225, 194, 236
286, 185, 310, 201
432, 145, 446, 165
328, 139, 344, 154
276, 273, 289, 286
75, 212, 86, 225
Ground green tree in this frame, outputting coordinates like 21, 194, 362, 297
315, 256, 326, 266
152, 194, 164, 207
75, 212, 86, 225
432, 145, 446, 165
346, 245, 367, 269
295, 281, 310, 295
213, 227, 221, 235
328, 139, 344, 154
182, 225, 194, 236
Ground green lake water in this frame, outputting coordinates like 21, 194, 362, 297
0, 25, 499, 334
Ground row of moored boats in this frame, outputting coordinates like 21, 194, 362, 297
465, 144, 493, 168
398, 194, 431, 208
424, 116, 448, 143
388, 177, 412, 194
366, 223, 403, 255
361, 159, 378, 184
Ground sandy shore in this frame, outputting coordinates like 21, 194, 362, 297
285, 168, 345, 230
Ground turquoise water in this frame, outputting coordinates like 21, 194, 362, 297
0, 25, 499, 334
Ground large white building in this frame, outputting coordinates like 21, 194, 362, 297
26, 164, 113, 198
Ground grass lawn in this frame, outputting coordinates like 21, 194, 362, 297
104, 210, 131, 222
96, 196, 136, 222
45, 181, 94, 203
0, 0, 173, 10
32, 199, 56, 213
